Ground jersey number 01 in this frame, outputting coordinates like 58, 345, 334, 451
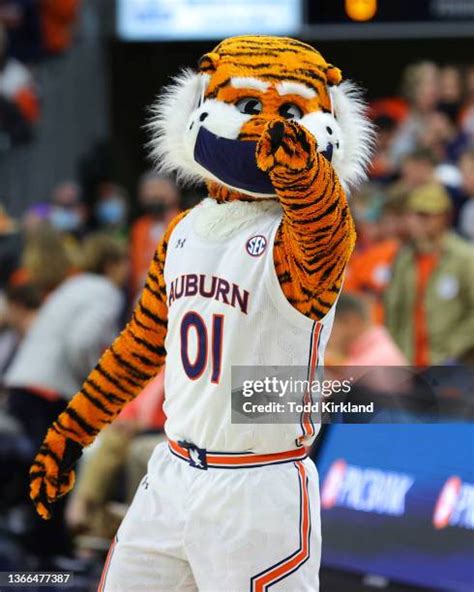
180, 312, 224, 384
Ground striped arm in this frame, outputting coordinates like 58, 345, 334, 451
51, 211, 189, 446
257, 119, 356, 320
29, 210, 188, 519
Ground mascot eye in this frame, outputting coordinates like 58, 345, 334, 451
279, 103, 303, 120
235, 97, 263, 115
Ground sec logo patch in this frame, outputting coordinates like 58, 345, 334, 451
246, 235, 267, 257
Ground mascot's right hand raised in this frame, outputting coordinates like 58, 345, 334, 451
29, 423, 83, 520
256, 119, 317, 178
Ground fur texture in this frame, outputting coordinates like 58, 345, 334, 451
330, 81, 376, 191
147, 69, 205, 185
148, 73, 374, 194
194, 197, 281, 240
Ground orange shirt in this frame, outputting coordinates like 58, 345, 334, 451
414, 253, 439, 367
344, 239, 400, 323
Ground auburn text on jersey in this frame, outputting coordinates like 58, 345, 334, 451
168, 273, 249, 314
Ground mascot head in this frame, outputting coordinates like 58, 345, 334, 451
149, 35, 374, 199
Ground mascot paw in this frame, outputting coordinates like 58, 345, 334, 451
256, 120, 317, 175
29, 426, 83, 520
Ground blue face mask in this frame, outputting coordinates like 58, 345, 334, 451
193, 126, 334, 196
50, 207, 81, 232
96, 199, 126, 226
194, 126, 275, 196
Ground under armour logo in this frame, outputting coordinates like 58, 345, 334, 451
185, 444, 208, 470
176, 238, 186, 248
142, 476, 149, 489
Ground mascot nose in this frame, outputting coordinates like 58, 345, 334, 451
323, 143, 333, 162
268, 121, 285, 154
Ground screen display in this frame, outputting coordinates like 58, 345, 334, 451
117, 0, 302, 41
308, 0, 474, 24
316, 424, 474, 591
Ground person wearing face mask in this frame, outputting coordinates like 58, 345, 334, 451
49, 181, 88, 267
94, 183, 129, 241
130, 172, 181, 298
49, 181, 86, 234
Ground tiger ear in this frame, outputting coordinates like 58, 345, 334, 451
326, 64, 342, 86
198, 52, 220, 74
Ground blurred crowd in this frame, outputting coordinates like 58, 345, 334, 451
328, 60, 474, 369
0, 55, 473, 587
0, 0, 80, 151
0, 172, 182, 584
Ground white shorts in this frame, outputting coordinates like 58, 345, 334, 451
98, 441, 321, 592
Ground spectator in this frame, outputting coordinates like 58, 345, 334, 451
3, 233, 128, 559
0, 22, 39, 149
458, 148, 474, 241
349, 183, 386, 250
50, 180, 87, 236
383, 149, 437, 221
420, 108, 469, 166
19, 223, 73, 298
130, 172, 180, 297
344, 196, 405, 323
370, 114, 399, 182
327, 293, 407, 366
385, 183, 474, 365
398, 148, 437, 192
3, 281, 40, 337
49, 180, 88, 266
391, 61, 440, 165
5, 233, 128, 442
438, 65, 464, 122
0, 281, 41, 374
94, 182, 129, 240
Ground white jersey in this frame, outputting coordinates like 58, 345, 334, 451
163, 199, 336, 454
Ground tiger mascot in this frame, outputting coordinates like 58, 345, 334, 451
30, 36, 373, 591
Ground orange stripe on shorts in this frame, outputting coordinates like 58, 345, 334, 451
251, 461, 311, 591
